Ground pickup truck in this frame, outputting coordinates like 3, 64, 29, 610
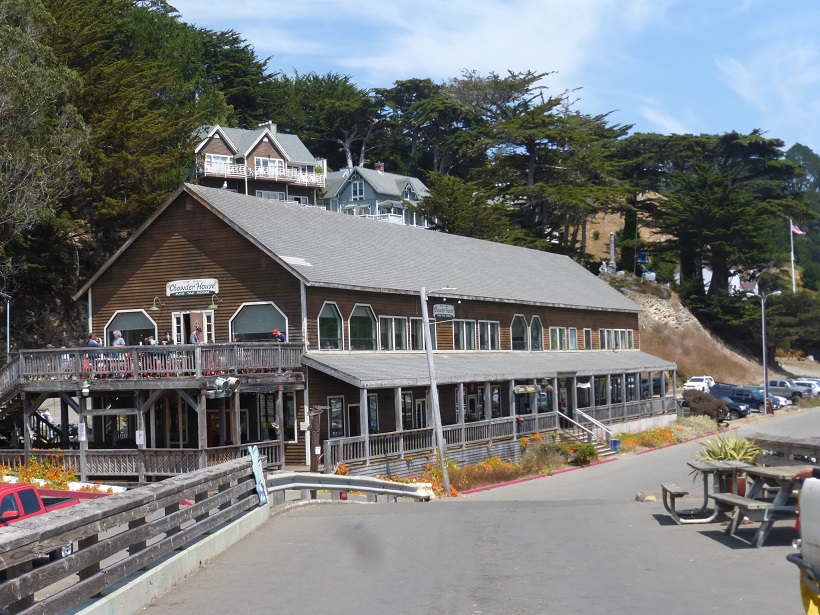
0, 484, 81, 559
767, 379, 808, 402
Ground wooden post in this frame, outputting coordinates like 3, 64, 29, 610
360, 388, 369, 464
197, 391, 207, 470
60, 397, 69, 447
79, 394, 88, 482
509, 380, 516, 439
137, 400, 146, 484
394, 387, 404, 459
457, 382, 465, 450
232, 388, 241, 445
22, 393, 31, 464
218, 396, 226, 446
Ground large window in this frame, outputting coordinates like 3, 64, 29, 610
410, 318, 435, 350
351, 180, 364, 200
478, 321, 500, 350
379, 316, 408, 351
569, 327, 578, 350
318, 302, 343, 350
255, 157, 285, 177
599, 328, 634, 350
583, 328, 593, 350
256, 190, 285, 201
401, 392, 414, 429
230, 302, 287, 342
511, 315, 528, 350
105, 310, 156, 346
349, 305, 377, 350
453, 320, 476, 350
531, 317, 543, 351
549, 327, 567, 350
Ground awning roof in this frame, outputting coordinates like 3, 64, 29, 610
302, 351, 677, 389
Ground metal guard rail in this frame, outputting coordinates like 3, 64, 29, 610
266, 471, 433, 503
555, 411, 600, 444
573, 408, 614, 442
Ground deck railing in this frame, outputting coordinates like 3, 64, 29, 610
0, 440, 283, 479
0, 343, 302, 401
324, 397, 674, 469
200, 160, 326, 187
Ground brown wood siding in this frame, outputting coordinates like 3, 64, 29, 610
89, 192, 303, 344
200, 136, 233, 156
304, 290, 638, 352
249, 138, 284, 161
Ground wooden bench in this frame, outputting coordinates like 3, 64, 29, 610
709, 492, 797, 547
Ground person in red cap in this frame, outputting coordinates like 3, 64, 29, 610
272, 328, 285, 342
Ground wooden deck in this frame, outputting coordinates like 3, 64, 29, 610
0, 342, 304, 411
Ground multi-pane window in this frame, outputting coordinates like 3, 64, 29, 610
549, 327, 567, 350
403, 185, 416, 201
530, 317, 543, 351
329, 396, 344, 438
410, 318, 436, 350
255, 157, 284, 176
205, 153, 230, 172
349, 305, 377, 350
351, 180, 364, 201
583, 328, 593, 350
478, 321, 500, 350
453, 320, 476, 350
599, 328, 634, 350
511, 315, 528, 350
318, 303, 343, 350
379, 316, 408, 351
569, 327, 578, 350
256, 190, 285, 200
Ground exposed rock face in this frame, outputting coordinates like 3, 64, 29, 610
623, 290, 704, 332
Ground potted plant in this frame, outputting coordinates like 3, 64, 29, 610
693, 434, 761, 496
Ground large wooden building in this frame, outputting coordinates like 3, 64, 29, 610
59, 183, 677, 473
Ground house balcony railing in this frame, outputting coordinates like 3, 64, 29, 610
199, 161, 326, 188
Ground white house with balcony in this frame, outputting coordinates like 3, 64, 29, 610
194, 122, 325, 205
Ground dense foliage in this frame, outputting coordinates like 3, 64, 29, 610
0, 0, 819, 358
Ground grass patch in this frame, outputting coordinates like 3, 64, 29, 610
617, 415, 719, 453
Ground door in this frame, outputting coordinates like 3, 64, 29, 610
347, 404, 361, 437
173, 311, 215, 344
414, 399, 427, 429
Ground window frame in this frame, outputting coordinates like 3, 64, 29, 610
478, 320, 500, 351
348, 304, 377, 351
379, 316, 409, 351
583, 328, 593, 350
549, 326, 567, 351
568, 327, 578, 351
317, 301, 344, 350
510, 315, 529, 351
351, 180, 364, 201
453, 319, 477, 351
530, 316, 543, 351
410, 317, 436, 351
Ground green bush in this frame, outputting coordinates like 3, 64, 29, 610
519, 442, 571, 475
572, 443, 598, 466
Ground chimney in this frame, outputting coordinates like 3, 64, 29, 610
258, 120, 277, 134
374, 161, 385, 173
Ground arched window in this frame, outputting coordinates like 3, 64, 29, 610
105, 311, 156, 345
511, 315, 528, 351
530, 317, 543, 351
230, 302, 287, 342
318, 303, 343, 350
349, 305, 377, 350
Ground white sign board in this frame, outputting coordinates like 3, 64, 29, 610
433, 304, 454, 319
78, 423, 87, 442
166, 278, 219, 297
300, 421, 309, 431
135, 430, 145, 445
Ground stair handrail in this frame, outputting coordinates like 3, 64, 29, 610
574, 408, 613, 444
555, 411, 600, 444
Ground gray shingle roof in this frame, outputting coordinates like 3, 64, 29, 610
201, 126, 316, 165
303, 351, 675, 388
187, 184, 640, 312
324, 167, 429, 200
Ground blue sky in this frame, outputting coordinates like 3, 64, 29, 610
169, 0, 820, 155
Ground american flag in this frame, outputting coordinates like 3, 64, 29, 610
792, 222, 807, 236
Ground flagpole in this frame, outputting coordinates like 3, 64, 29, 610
790, 218, 796, 293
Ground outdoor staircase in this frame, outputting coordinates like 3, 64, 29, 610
557, 426, 618, 459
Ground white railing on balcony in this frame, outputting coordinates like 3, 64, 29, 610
200, 161, 326, 188
361, 213, 405, 225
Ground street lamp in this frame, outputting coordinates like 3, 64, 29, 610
747, 290, 781, 415
420, 285, 456, 495
0, 291, 9, 364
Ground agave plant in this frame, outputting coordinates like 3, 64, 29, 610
695, 434, 761, 462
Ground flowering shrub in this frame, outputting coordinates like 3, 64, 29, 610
12, 456, 76, 489
448, 456, 524, 492
335, 462, 349, 476
520, 436, 530, 451
532, 432, 543, 443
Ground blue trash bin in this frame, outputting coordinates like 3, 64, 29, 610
610, 438, 621, 452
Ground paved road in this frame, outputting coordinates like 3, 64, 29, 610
144, 410, 819, 615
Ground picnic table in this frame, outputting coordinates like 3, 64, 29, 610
710, 464, 800, 547
748, 432, 820, 466
661, 460, 753, 524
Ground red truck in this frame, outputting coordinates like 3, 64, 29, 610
0, 483, 81, 560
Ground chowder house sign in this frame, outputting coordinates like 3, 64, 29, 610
432, 304, 454, 319
166, 278, 219, 297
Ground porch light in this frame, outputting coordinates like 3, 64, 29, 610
207, 294, 222, 310
149, 297, 165, 311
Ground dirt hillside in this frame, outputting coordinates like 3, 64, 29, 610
624, 288, 783, 385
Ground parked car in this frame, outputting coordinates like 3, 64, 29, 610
766, 379, 804, 402
0, 484, 80, 559
794, 380, 820, 397
710, 384, 766, 410
683, 376, 715, 392
714, 396, 751, 420
641, 376, 669, 398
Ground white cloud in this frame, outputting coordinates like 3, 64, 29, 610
640, 107, 691, 135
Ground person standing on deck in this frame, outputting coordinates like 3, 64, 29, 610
189, 326, 202, 344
